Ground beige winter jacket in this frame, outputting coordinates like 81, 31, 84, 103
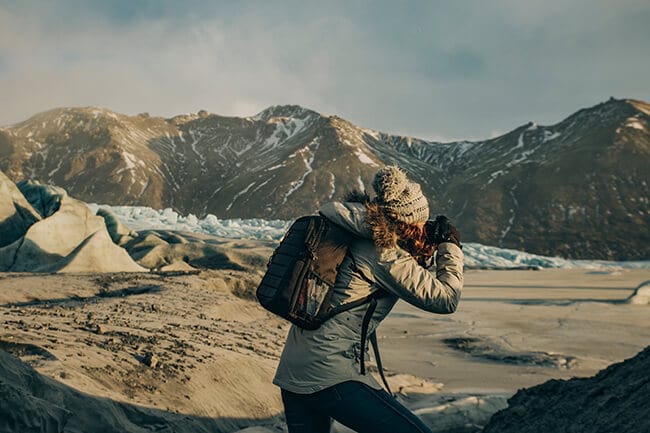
273, 201, 464, 393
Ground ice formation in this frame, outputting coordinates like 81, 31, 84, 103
87, 204, 650, 270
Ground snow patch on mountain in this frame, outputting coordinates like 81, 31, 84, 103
453, 141, 477, 158
226, 182, 256, 211
487, 170, 506, 185
260, 114, 314, 152
361, 127, 381, 140
514, 132, 525, 149
629, 100, 650, 116
116, 151, 139, 174
48, 159, 64, 178
139, 178, 149, 196
282, 138, 320, 204
356, 176, 365, 192
624, 117, 646, 131
499, 185, 519, 243
327, 172, 336, 199
266, 163, 286, 171
506, 132, 539, 167
543, 130, 562, 142
187, 128, 207, 168
354, 148, 379, 166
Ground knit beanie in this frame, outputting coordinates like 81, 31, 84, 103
372, 166, 429, 224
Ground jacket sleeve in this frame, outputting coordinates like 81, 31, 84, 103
373, 243, 464, 314
319, 202, 373, 238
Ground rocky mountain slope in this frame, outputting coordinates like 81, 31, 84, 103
1, 99, 648, 260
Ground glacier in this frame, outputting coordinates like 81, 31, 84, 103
88, 204, 650, 270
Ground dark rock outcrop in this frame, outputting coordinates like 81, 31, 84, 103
483, 346, 650, 433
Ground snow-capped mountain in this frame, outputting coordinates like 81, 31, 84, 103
1, 98, 648, 260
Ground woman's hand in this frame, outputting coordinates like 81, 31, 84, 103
426, 215, 462, 249
415, 243, 436, 269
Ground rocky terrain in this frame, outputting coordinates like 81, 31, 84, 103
483, 346, 650, 433
0, 271, 288, 433
0, 168, 274, 273
2, 267, 650, 433
1, 99, 648, 260
0, 269, 507, 433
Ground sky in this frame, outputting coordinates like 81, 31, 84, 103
1, 0, 649, 141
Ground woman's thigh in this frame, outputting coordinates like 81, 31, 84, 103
323, 381, 433, 433
281, 388, 332, 433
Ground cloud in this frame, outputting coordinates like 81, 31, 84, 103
1, 0, 649, 141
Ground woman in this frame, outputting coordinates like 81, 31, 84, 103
273, 166, 464, 433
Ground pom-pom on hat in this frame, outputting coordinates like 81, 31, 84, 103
372, 165, 429, 224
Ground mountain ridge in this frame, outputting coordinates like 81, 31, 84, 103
3, 97, 648, 142
1, 97, 648, 260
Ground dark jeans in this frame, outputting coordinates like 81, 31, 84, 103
281, 381, 433, 433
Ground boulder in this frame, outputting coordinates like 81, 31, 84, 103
483, 346, 650, 433
158, 260, 196, 272
0, 171, 41, 248
9, 195, 106, 271
124, 232, 168, 257
414, 395, 508, 433
40, 229, 147, 273
124, 230, 245, 271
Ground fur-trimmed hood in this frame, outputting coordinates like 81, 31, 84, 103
319, 191, 401, 249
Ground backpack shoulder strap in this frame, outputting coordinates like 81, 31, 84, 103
359, 296, 377, 377
358, 291, 393, 396
369, 331, 392, 395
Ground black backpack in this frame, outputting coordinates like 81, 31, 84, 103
256, 215, 392, 393
256, 215, 366, 329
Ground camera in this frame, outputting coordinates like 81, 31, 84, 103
427, 215, 461, 247
417, 215, 462, 268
